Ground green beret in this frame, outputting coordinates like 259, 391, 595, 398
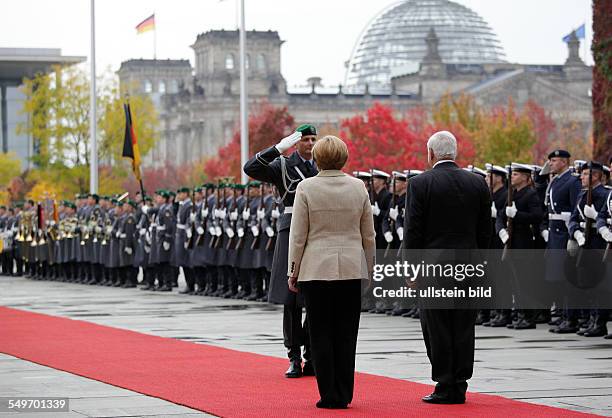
27, 199, 35, 206
194, 186, 203, 193
177, 187, 190, 194
296, 124, 317, 136
169, 191, 176, 197
15, 202, 24, 208
247, 180, 262, 188
68, 202, 77, 210
124, 199, 137, 208
144, 195, 153, 202
0, 206, 6, 210
234, 184, 246, 190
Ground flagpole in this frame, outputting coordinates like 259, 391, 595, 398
239, 0, 248, 184
89, 0, 98, 193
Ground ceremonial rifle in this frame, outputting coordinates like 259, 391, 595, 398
251, 183, 265, 250
384, 175, 396, 258
235, 184, 250, 250
265, 186, 279, 251
225, 189, 238, 251
501, 164, 513, 261
213, 182, 226, 249
576, 164, 592, 267
187, 188, 197, 249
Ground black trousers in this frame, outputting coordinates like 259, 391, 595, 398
283, 303, 310, 361
301, 279, 362, 406
420, 308, 477, 397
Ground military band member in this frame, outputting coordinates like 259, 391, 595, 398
243, 124, 318, 378
119, 200, 138, 288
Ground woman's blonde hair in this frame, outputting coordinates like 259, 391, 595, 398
312, 135, 348, 170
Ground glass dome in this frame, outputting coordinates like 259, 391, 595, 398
345, 0, 506, 88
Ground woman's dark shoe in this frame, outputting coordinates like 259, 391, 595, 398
316, 400, 348, 409
302, 361, 315, 376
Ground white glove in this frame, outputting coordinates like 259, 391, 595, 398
599, 226, 612, 243
208, 226, 216, 236
145, 235, 151, 245
389, 207, 398, 221
237, 228, 245, 238
584, 204, 598, 221
396, 227, 404, 241
215, 226, 222, 236
218, 208, 227, 219
142, 205, 149, 215
225, 228, 235, 238
95, 226, 102, 233
115, 230, 121, 238
50, 220, 56, 226
45, 220, 50, 226
567, 239, 579, 256
124, 247, 133, 255
163, 241, 170, 251
271, 208, 280, 219
196, 226, 204, 235
230, 210, 238, 221
372, 202, 381, 216
491, 202, 497, 218
275, 131, 302, 153
506, 202, 517, 219
119, 233, 127, 239
139, 228, 146, 236
384, 231, 393, 243
265, 226, 274, 237
257, 208, 265, 220
202, 207, 208, 218
190, 212, 197, 222
242, 208, 250, 220
144, 245, 151, 254
574, 230, 586, 247
499, 228, 509, 244
186, 228, 192, 239
106, 226, 113, 234
541, 229, 549, 243
251, 226, 260, 237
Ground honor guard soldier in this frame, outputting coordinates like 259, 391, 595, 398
568, 161, 609, 337
371, 169, 393, 251
496, 163, 544, 330
243, 124, 318, 378
544, 150, 582, 333
480, 164, 509, 327
119, 200, 138, 288
175, 187, 195, 294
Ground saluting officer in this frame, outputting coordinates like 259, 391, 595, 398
243, 124, 318, 378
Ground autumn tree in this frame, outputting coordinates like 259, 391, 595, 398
204, 102, 295, 180
592, 0, 612, 161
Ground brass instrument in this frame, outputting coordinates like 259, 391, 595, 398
101, 216, 112, 245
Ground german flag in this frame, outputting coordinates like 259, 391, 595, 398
136, 14, 155, 34
122, 102, 142, 182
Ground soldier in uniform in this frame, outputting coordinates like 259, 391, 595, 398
175, 187, 195, 294
156, 190, 175, 291
596, 157, 612, 339
496, 163, 544, 330
544, 150, 582, 333
568, 161, 609, 337
0, 206, 8, 275
481, 164, 509, 327
189, 186, 209, 295
243, 124, 318, 378
371, 169, 393, 251
135, 196, 152, 288
119, 200, 138, 288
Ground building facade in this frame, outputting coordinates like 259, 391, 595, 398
117, 1, 592, 168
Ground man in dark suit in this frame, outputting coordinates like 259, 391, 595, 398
403, 131, 491, 404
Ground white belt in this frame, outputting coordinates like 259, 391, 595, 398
284, 207, 293, 214
156, 225, 166, 231
608, 219, 611, 225
549, 212, 570, 221
176, 224, 187, 230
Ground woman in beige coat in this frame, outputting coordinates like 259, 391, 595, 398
287, 135, 376, 409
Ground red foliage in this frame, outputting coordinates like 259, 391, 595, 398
341, 103, 476, 172
592, 0, 612, 161
204, 102, 295, 180
524, 100, 557, 163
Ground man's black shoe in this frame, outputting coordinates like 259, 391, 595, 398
583, 326, 607, 337
316, 400, 347, 409
514, 319, 536, 330
179, 288, 194, 294
302, 361, 315, 376
422, 392, 465, 404
285, 360, 302, 378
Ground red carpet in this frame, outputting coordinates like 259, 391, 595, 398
0, 306, 601, 417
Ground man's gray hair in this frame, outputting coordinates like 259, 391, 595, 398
427, 130, 457, 160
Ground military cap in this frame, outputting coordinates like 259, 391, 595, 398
15, 201, 24, 208
168, 190, 176, 197
296, 124, 317, 136
27, 199, 35, 206
463, 165, 487, 177
485, 163, 507, 177
579, 161, 604, 172
203, 183, 216, 189
405, 169, 424, 179
194, 186, 203, 193
392, 171, 407, 180
0, 205, 6, 210
67, 202, 77, 210
177, 187, 191, 194
247, 180, 262, 188
352, 171, 372, 179
371, 169, 390, 179
234, 184, 246, 190
548, 149, 571, 159
511, 163, 534, 174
